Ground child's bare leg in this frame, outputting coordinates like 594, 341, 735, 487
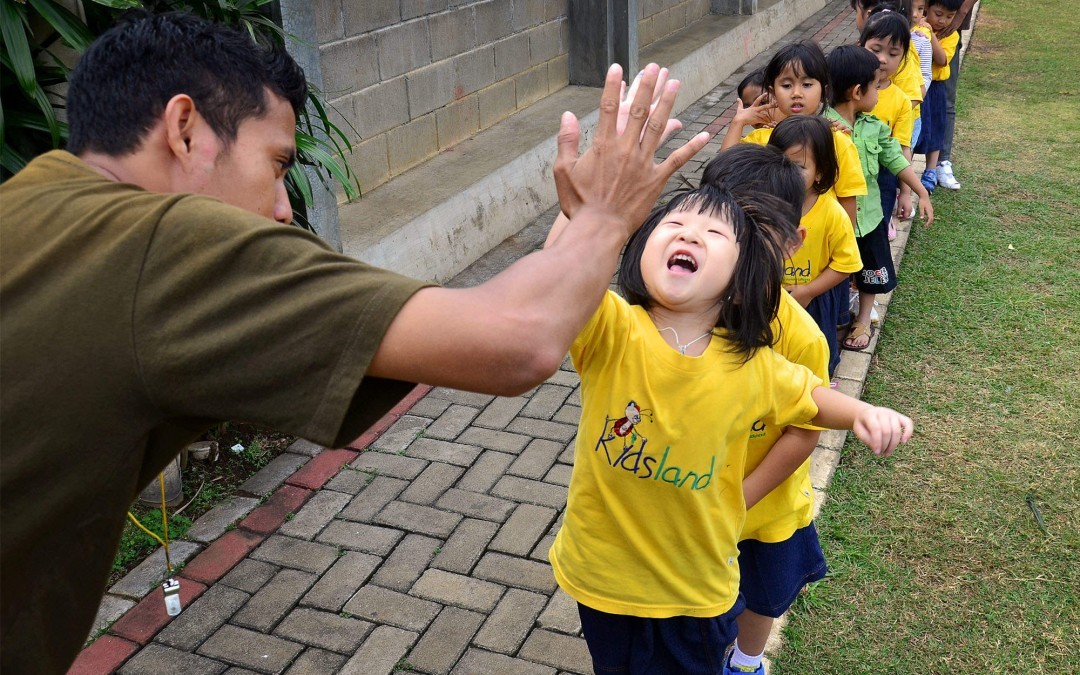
734, 610, 772, 659
925, 149, 940, 173
845, 290, 876, 349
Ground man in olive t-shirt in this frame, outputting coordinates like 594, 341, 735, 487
0, 12, 707, 673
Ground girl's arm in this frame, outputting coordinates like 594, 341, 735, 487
810, 386, 913, 456
838, 195, 858, 231
743, 426, 820, 509
896, 165, 934, 226
786, 267, 849, 308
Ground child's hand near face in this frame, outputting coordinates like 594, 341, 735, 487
733, 92, 777, 128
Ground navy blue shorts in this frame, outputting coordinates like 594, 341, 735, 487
805, 279, 846, 376
913, 79, 946, 154
855, 218, 898, 294
737, 523, 827, 618
878, 166, 899, 224
578, 597, 745, 674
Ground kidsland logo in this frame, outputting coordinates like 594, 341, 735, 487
785, 257, 811, 281
593, 400, 715, 491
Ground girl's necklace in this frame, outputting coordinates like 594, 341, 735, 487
656, 326, 713, 355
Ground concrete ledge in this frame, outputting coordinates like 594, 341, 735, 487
337, 0, 828, 282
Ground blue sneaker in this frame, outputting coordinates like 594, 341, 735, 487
724, 654, 766, 675
920, 168, 937, 193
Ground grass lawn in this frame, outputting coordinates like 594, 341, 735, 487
772, 0, 1079, 672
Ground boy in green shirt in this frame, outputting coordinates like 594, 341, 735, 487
824, 46, 934, 351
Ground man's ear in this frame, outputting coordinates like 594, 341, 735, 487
162, 94, 201, 164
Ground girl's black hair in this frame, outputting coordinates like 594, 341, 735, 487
618, 184, 797, 359
827, 45, 883, 106
762, 42, 832, 115
859, 9, 912, 56
701, 145, 804, 228
766, 115, 839, 195
851, 0, 912, 21
736, 68, 766, 104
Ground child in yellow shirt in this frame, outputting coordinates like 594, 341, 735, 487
913, 0, 962, 191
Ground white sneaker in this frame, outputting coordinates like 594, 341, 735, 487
936, 161, 961, 190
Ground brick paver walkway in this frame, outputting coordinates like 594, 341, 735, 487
71, 3, 915, 673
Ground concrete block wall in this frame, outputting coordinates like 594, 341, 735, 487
639, 0, 711, 48
315, 0, 569, 199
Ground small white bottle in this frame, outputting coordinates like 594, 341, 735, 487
163, 578, 182, 616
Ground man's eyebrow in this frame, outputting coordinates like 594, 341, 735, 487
282, 149, 298, 170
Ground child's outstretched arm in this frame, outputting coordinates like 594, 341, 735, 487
810, 387, 913, 456
896, 165, 935, 227
743, 426, 820, 509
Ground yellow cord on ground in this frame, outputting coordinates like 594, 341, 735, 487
125, 472, 173, 573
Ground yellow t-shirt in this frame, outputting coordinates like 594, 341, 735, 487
743, 291, 830, 542
784, 193, 862, 287
870, 83, 915, 147
550, 291, 822, 618
894, 52, 924, 105
744, 126, 868, 199
933, 31, 960, 81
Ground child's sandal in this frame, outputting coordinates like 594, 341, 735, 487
842, 322, 875, 351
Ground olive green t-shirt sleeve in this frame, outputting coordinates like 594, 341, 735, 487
133, 196, 431, 447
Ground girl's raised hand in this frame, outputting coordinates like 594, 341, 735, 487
732, 92, 777, 127
852, 406, 913, 457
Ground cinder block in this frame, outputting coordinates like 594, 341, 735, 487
344, 1, 400, 36
494, 33, 530, 80
478, 78, 517, 128
314, 0, 344, 43
407, 59, 456, 117
475, 0, 514, 45
324, 94, 359, 144
353, 77, 410, 139
546, 0, 569, 21
453, 46, 496, 97
547, 52, 569, 93
436, 94, 480, 149
344, 134, 390, 198
320, 35, 379, 96
512, 0, 546, 30
527, 21, 561, 66
430, 6, 476, 61
515, 63, 550, 108
403, 0, 449, 20
388, 113, 438, 175
376, 19, 431, 79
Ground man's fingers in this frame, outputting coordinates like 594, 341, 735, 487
553, 111, 582, 216
657, 131, 711, 178
639, 78, 680, 152
660, 119, 682, 146
622, 63, 661, 145
595, 63, 625, 146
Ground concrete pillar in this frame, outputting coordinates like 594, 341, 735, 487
711, 0, 759, 15
277, 0, 343, 251
568, 0, 639, 86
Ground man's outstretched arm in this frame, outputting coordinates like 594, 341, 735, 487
367, 64, 710, 395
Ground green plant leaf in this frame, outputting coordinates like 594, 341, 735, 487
27, 0, 95, 52
0, 1, 36, 97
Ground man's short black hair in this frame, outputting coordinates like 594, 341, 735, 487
927, 0, 963, 10
67, 11, 307, 156
827, 45, 882, 106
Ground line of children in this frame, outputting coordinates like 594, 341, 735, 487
764, 116, 862, 376
825, 45, 934, 351
702, 144, 834, 675
721, 42, 868, 230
